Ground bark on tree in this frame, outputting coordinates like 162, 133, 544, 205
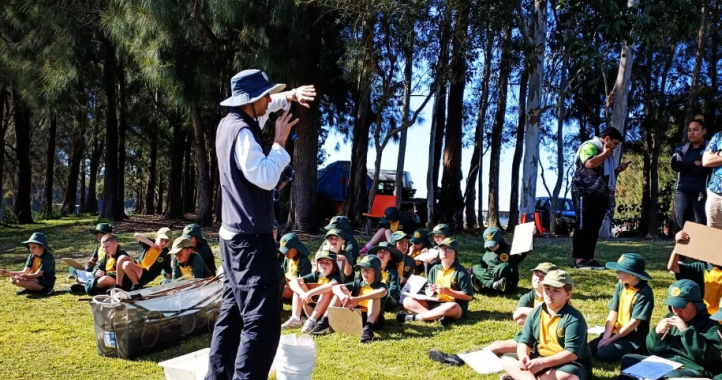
165, 123, 185, 219
394, 32, 414, 210
157, 171, 165, 215
289, 103, 320, 232
487, 26, 512, 230
86, 124, 103, 214
42, 114, 57, 215
12, 91, 34, 224
520, 0, 547, 216
144, 121, 158, 215
79, 151, 86, 213
508, 71, 529, 234
116, 60, 127, 218
465, 33, 493, 229
439, 6, 469, 232
190, 102, 214, 226
61, 113, 85, 215
683, 1, 708, 131
0, 86, 7, 221
183, 128, 193, 213
549, 29, 570, 235
101, 38, 119, 221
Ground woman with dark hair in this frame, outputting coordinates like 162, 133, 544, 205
571, 127, 628, 269
672, 117, 710, 229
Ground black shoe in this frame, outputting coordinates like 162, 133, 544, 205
396, 311, 408, 324
440, 317, 456, 327
573, 260, 591, 269
16, 288, 34, 296
587, 260, 605, 270
70, 284, 85, 293
360, 327, 374, 343
37, 287, 54, 297
130, 283, 144, 292
428, 349, 465, 366
310, 318, 330, 335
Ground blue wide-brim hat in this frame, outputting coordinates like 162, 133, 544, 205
220, 69, 286, 107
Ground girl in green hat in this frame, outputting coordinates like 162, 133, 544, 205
0, 233, 56, 296
368, 242, 402, 311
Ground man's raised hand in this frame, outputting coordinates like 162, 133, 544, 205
274, 110, 299, 147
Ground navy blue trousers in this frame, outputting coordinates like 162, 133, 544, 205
206, 233, 280, 380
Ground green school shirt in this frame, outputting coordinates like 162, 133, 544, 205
172, 253, 213, 280
380, 264, 401, 303
578, 142, 599, 165
93, 249, 129, 277
301, 270, 342, 285
518, 289, 543, 309
338, 250, 356, 283
607, 280, 654, 345
646, 311, 722, 376
519, 303, 592, 361
480, 242, 527, 269
195, 242, 217, 274
138, 242, 172, 279
343, 278, 388, 308
281, 254, 312, 281
427, 261, 474, 316
25, 251, 56, 284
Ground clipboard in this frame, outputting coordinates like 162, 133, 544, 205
675, 222, 722, 266
510, 222, 535, 255
327, 307, 363, 337
62, 258, 85, 270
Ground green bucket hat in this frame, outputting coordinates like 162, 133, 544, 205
315, 250, 337, 262
279, 233, 310, 256
605, 253, 651, 281
437, 237, 459, 252
324, 216, 351, 231
325, 228, 345, 239
368, 241, 403, 263
22, 232, 52, 252
430, 224, 451, 236
483, 226, 505, 248
389, 231, 411, 245
169, 236, 193, 255
541, 270, 574, 288
384, 207, 400, 221
355, 254, 382, 282
665, 279, 705, 310
182, 224, 205, 241
530, 262, 558, 274
410, 229, 430, 245
89, 223, 113, 235
156, 227, 173, 241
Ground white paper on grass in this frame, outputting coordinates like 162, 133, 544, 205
510, 222, 535, 255
457, 349, 503, 374
621, 355, 683, 380
413, 248, 439, 262
588, 326, 606, 335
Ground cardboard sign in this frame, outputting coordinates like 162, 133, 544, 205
511, 222, 535, 255
62, 258, 85, 270
675, 222, 722, 266
327, 307, 363, 337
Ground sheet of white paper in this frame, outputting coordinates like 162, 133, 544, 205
413, 248, 439, 262
75, 270, 89, 283
405, 274, 428, 295
458, 349, 503, 374
588, 326, 606, 335
402, 292, 441, 302
621, 355, 683, 380
511, 222, 535, 255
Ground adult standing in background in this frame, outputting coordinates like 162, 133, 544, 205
206, 69, 315, 380
703, 117, 722, 229
571, 127, 628, 270
672, 117, 710, 230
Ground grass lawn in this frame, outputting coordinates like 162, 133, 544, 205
0, 217, 678, 380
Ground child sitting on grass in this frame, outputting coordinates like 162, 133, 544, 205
310, 255, 388, 343
397, 238, 474, 326
85, 234, 129, 295
114, 227, 173, 290
368, 242, 402, 311
69, 223, 112, 278
324, 228, 354, 282
279, 233, 312, 300
409, 229, 432, 273
590, 253, 654, 362
282, 250, 342, 332
389, 231, 418, 285
669, 230, 722, 316
500, 269, 592, 380
471, 226, 527, 293
0, 232, 56, 296
171, 236, 213, 280
428, 262, 558, 366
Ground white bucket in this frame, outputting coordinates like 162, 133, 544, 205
272, 334, 316, 380
158, 348, 210, 380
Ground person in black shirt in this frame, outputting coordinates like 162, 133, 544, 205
672, 117, 711, 229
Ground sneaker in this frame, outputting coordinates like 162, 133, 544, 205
16, 288, 34, 296
37, 287, 54, 297
573, 260, 591, 270
492, 277, 507, 292
428, 349, 465, 366
360, 327, 374, 343
281, 317, 303, 329
309, 319, 330, 335
130, 283, 144, 292
301, 318, 317, 333
440, 316, 456, 327
396, 311, 408, 324
69, 284, 85, 293
587, 260, 605, 270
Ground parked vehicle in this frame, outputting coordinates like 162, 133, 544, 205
520, 197, 576, 235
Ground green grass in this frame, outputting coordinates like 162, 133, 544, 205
0, 218, 678, 380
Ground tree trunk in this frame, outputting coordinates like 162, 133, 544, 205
487, 26, 512, 230
520, 0, 547, 216
549, 29, 570, 235
683, 1, 708, 130
426, 8, 452, 229
0, 86, 7, 221
12, 91, 34, 224
395, 32, 414, 210
439, 6, 469, 232
144, 121, 158, 215
165, 123, 185, 219
116, 60, 127, 219
86, 123, 103, 214
289, 99, 320, 232
465, 32, 493, 229
101, 38, 119, 221
157, 171, 165, 215
79, 151, 86, 213
183, 128, 193, 212
42, 114, 57, 215
508, 71, 529, 234
61, 113, 85, 215
190, 102, 213, 226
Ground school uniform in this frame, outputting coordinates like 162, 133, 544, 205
282, 254, 312, 283
25, 251, 56, 290
512, 289, 544, 342
471, 242, 527, 292
85, 249, 129, 295
135, 242, 172, 286
300, 270, 342, 285
342, 278, 388, 328
590, 281, 655, 361
518, 303, 593, 380
427, 261, 474, 318
172, 253, 213, 280
676, 262, 722, 315
195, 241, 217, 275
85, 245, 107, 271
380, 265, 401, 311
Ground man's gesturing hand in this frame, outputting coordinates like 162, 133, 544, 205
274, 110, 299, 148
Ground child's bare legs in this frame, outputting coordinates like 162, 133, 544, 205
365, 228, 387, 248
10, 277, 44, 290
366, 298, 381, 324
308, 293, 332, 320
403, 297, 461, 321
282, 285, 294, 300
402, 297, 431, 314
118, 256, 143, 287
96, 276, 116, 289
488, 339, 518, 355
501, 356, 579, 380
